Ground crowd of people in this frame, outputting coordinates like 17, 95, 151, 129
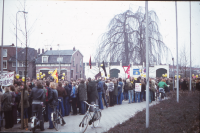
0, 76, 199, 131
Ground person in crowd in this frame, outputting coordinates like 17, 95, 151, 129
125, 79, 133, 104
78, 79, 87, 114
107, 79, 114, 106
0, 85, 2, 92
71, 82, 77, 115
140, 79, 146, 102
63, 81, 70, 116
68, 81, 72, 113
135, 78, 141, 103
150, 79, 156, 101
10, 85, 17, 125
96, 77, 104, 109
57, 81, 67, 117
48, 82, 58, 129
181, 78, 187, 92
157, 79, 168, 100
29, 80, 46, 131
87, 77, 99, 106
196, 78, 200, 91
101, 78, 108, 108
117, 78, 123, 105
113, 79, 118, 105
2, 86, 13, 129
44, 81, 51, 122
0, 87, 3, 131
123, 79, 128, 101
168, 79, 173, 92
192, 79, 196, 92
18, 85, 29, 130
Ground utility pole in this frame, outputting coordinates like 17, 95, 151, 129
145, 1, 149, 128
1, 0, 4, 75
175, 1, 179, 103
189, 1, 192, 91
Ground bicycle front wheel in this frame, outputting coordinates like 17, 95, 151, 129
52, 113, 61, 131
93, 111, 101, 128
80, 115, 89, 133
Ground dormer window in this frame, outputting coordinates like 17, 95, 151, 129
57, 57, 63, 63
42, 56, 48, 63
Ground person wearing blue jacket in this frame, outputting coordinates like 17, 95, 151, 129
70, 82, 77, 115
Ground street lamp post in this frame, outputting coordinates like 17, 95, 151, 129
16, 11, 28, 74
172, 57, 174, 91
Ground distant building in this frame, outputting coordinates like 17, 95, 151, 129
8, 47, 38, 79
0, 44, 23, 73
35, 47, 84, 80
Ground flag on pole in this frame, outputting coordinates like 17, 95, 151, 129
101, 61, 107, 77
51, 68, 58, 83
89, 55, 92, 69
95, 72, 101, 80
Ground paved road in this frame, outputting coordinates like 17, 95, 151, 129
2, 100, 161, 132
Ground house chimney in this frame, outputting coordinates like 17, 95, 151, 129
12, 43, 14, 46
38, 48, 40, 54
42, 48, 44, 53
50, 47, 52, 50
73, 47, 76, 51
35, 50, 37, 56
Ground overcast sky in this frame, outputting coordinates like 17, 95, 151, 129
0, 0, 200, 66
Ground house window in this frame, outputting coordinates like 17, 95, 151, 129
71, 70, 73, 78
19, 62, 23, 67
12, 62, 16, 67
57, 57, 63, 63
80, 59, 82, 67
19, 70, 28, 77
3, 49, 7, 57
3, 60, 7, 69
42, 56, 48, 63
76, 64, 78, 72
73, 57, 75, 67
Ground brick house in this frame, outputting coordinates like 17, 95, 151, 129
0, 44, 23, 73
35, 47, 84, 80
8, 47, 38, 78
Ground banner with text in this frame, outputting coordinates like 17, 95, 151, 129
0, 72, 14, 86
135, 83, 141, 92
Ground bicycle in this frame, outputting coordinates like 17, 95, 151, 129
79, 101, 102, 133
51, 99, 66, 131
30, 106, 45, 133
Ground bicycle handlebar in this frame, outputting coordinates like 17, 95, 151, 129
84, 101, 99, 107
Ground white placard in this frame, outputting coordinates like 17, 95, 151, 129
135, 83, 141, 92
0, 72, 14, 86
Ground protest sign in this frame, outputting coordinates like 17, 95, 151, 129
135, 83, 141, 92
0, 72, 14, 86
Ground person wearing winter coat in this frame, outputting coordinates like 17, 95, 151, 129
87, 78, 99, 105
64, 81, 71, 116
125, 79, 133, 104
10, 85, 17, 125
56, 81, 67, 117
101, 78, 108, 107
2, 86, 13, 129
78, 79, 87, 114
107, 79, 114, 106
117, 78, 123, 105
18, 85, 30, 129
29, 80, 46, 131
113, 79, 118, 105
48, 82, 58, 129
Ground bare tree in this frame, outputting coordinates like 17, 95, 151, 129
94, 6, 172, 65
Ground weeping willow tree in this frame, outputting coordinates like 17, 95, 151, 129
94, 6, 172, 65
